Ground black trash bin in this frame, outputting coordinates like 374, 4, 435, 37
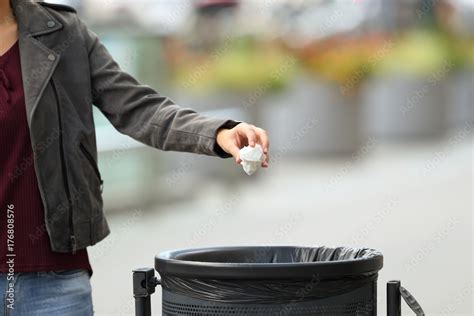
154, 246, 383, 315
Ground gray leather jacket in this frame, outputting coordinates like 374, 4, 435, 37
10, 0, 237, 253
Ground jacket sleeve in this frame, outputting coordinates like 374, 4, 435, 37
77, 18, 239, 158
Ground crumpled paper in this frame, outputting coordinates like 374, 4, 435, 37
239, 144, 264, 176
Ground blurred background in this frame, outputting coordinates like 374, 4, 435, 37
49, 0, 472, 315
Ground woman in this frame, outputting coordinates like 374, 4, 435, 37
0, 0, 269, 314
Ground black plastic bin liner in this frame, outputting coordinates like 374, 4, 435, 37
155, 246, 383, 305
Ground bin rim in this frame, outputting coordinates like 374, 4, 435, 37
155, 246, 383, 280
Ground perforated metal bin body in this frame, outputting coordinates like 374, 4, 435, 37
161, 283, 377, 315
155, 246, 383, 316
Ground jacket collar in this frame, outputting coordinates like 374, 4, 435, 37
10, 0, 63, 127
11, 0, 63, 37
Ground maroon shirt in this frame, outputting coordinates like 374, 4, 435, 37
0, 41, 91, 273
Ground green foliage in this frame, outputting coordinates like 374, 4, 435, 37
375, 30, 454, 76
174, 37, 296, 94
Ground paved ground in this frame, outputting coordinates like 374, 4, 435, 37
89, 135, 472, 316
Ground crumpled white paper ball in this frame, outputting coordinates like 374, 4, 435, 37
239, 144, 264, 176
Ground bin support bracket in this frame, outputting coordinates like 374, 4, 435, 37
387, 280, 401, 316
133, 268, 160, 316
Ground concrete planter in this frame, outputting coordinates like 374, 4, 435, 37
261, 78, 361, 156
99, 147, 169, 211
362, 75, 445, 139
445, 70, 474, 128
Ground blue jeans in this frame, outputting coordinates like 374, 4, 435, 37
0, 269, 93, 315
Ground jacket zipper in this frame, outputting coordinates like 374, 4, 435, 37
79, 142, 103, 192
51, 80, 77, 254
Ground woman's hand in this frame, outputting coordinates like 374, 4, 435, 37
216, 123, 269, 167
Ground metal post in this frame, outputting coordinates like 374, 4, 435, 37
133, 268, 160, 316
134, 296, 151, 316
387, 280, 401, 316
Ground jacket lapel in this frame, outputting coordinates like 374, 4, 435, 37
11, 0, 63, 126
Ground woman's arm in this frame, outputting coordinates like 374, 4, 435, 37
77, 18, 240, 158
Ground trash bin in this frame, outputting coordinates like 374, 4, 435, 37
154, 246, 383, 315
133, 246, 426, 315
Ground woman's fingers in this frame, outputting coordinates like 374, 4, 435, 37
237, 123, 257, 147
233, 123, 270, 167
255, 127, 270, 154
254, 127, 269, 167
228, 143, 242, 164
